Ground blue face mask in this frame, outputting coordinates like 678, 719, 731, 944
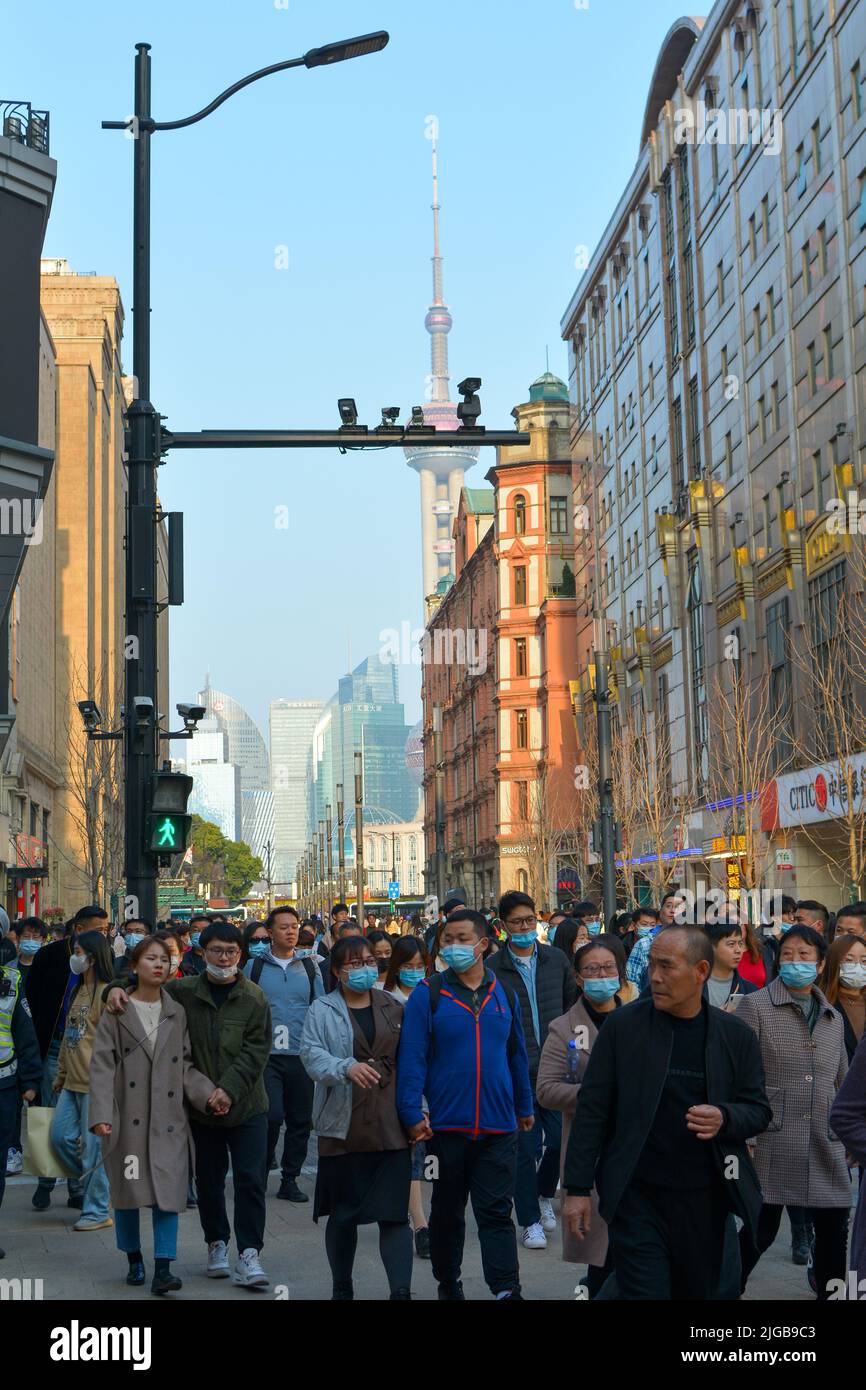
248, 941, 269, 958
399, 967, 425, 988
190, 932, 202, 948
585, 921, 602, 936
440, 944, 478, 973
779, 921, 796, 934
294, 948, 312, 959
124, 932, 144, 951
346, 964, 379, 992
18, 938, 41, 955
636, 925, 655, 939
779, 961, 818, 988
509, 929, 537, 948
582, 976, 620, 1002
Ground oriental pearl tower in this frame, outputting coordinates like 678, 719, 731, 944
404, 137, 479, 608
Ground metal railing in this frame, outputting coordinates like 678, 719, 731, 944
1, 101, 50, 155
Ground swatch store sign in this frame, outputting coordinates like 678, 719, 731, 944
764, 752, 866, 829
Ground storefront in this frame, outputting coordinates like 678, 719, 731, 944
761, 754, 866, 904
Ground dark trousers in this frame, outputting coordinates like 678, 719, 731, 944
0, 1085, 17, 1210
264, 1053, 314, 1180
739, 1202, 849, 1300
608, 1180, 729, 1300
513, 1101, 562, 1226
428, 1130, 520, 1296
191, 1113, 268, 1254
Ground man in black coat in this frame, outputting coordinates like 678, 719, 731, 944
489, 891, 576, 1251
23, 904, 109, 1211
563, 926, 771, 1300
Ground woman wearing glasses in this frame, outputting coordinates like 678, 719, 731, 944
300, 935, 412, 1300
536, 936, 631, 1297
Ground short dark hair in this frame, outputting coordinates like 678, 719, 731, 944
660, 890, 682, 908
331, 903, 349, 916
265, 906, 299, 929
632, 905, 657, 923
701, 920, 745, 947
779, 895, 797, 915
74, 905, 108, 924
797, 900, 830, 927
200, 921, 243, 950
653, 925, 713, 969
498, 891, 535, 922
779, 924, 828, 959
442, 895, 466, 915
834, 904, 866, 924
365, 929, 391, 946
383, 934, 429, 993
570, 900, 598, 919
189, 913, 212, 928
336, 919, 363, 938
444, 908, 489, 939
15, 916, 48, 938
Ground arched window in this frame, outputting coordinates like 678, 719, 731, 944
514, 494, 527, 535
517, 869, 529, 894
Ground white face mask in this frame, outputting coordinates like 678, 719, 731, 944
840, 962, 866, 989
70, 954, 91, 975
206, 962, 238, 982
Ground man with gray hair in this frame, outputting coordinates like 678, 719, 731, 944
563, 926, 771, 1300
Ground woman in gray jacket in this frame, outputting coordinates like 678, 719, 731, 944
736, 925, 850, 1300
299, 935, 412, 1300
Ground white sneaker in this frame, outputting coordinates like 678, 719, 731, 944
522, 1222, 547, 1250
5, 1148, 23, 1176
206, 1240, 230, 1278
232, 1247, 269, 1288
539, 1197, 557, 1233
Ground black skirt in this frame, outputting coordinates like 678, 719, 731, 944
313, 1148, 411, 1225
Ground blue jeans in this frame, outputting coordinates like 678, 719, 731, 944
115, 1207, 179, 1260
50, 1090, 110, 1222
513, 1102, 562, 1227
37, 1038, 83, 1197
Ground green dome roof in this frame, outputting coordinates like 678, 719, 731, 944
529, 370, 569, 403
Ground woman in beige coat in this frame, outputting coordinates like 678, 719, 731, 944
89, 935, 218, 1295
537, 935, 634, 1297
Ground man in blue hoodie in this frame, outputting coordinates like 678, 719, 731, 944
397, 908, 534, 1301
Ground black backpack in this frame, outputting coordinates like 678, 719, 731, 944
425, 972, 520, 1058
250, 954, 317, 1005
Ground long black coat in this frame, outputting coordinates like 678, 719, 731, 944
23, 936, 73, 1057
563, 996, 772, 1238
488, 943, 576, 1081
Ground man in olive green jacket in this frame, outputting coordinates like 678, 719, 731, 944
105, 920, 272, 1288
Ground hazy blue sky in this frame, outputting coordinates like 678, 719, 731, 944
8, 0, 687, 737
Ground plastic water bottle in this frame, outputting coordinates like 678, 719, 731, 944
566, 1038, 580, 1083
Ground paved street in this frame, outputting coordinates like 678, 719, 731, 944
1, 1157, 828, 1302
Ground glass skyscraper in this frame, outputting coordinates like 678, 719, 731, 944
198, 677, 269, 795
270, 699, 325, 889
308, 654, 416, 857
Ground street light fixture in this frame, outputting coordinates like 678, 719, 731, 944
338, 398, 360, 427
303, 32, 389, 68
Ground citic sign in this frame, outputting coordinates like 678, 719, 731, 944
764, 754, 866, 829
814, 774, 828, 814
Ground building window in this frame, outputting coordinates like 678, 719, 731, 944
687, 553, 709, 790
683, 248, 696, 344
767, 597, 793, 771
549, 497, 568, 535
818, 222, 828, 277
514, 636, 527, 677
807, 341, 818, 396
688, 376, 701, 478
717, 259, 725, 304
796, 146, 808, 196
656, 671, 672, 797
517, 869, 529, 894
514, 565, 527, 607
724, 431, 734, 479
516, 781, 529, 822
514, 494, 526, 535
515, 708, 528, 749
766, 289, 775, 339
822, 325, 834, 383
858, 174, 866, 231
808, 560, 847, 756
672, 396, 685, 489
852, 61, 863, 123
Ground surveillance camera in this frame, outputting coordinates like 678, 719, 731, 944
177, 703, 206, 726
133, 696, 154, 728
380, 406, 400, 427
77, 699, 103, 732
338, 398, 359, 427
457, 377, 482, 396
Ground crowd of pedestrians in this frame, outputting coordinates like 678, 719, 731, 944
0, 888, 865, 1300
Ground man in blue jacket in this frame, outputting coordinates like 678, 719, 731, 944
397, 908, 534, 1301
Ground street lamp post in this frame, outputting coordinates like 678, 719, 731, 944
102, 33, 390, 927
593, 647, 618, 926
433, 704, 446, 906
325, 804, 333, 917
336, 782, 346, 904
354, 751, 364, 924
318, 821, 325, 923
101, 33, 529, 925
311, 836, 319, 922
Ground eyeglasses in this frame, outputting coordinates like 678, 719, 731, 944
579, 965, 619, 978
206, 947, 240, 961
507, 915, 537, 929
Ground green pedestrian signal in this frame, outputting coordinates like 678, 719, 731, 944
146, 812, 191, 853
145, 770, 193, 857
157, 817, 179, 848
